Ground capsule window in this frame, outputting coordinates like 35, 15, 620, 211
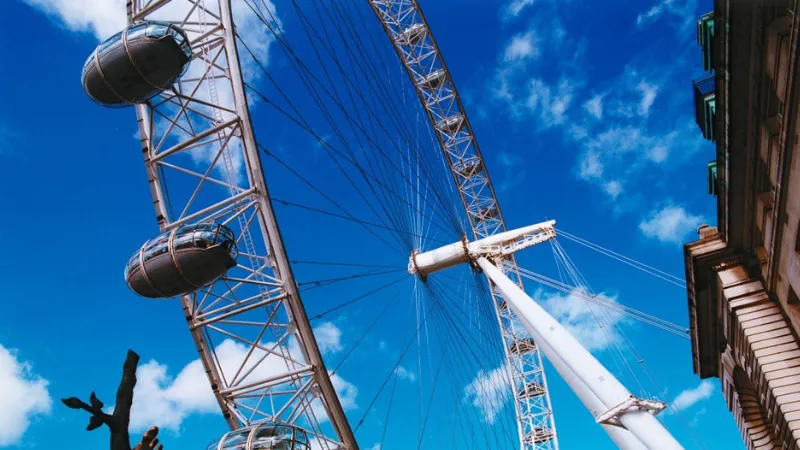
143, 236, 169, 259
97, 31, 122, 56
82, 53, 94, 72
195, 223, 218, 232
221, 429, 249, 448
126, 25, 148, 41
146, 24, 169, 39
193, 230, 217, 248
143, 244, 168, 260
171, 30, 185, 45
173, 233, 195, 250
124, 253, 140, 278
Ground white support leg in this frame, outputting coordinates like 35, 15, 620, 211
477, 258, 683, 450
536, 339, 647, 449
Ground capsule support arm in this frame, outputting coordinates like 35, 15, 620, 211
476, 257, 682, 450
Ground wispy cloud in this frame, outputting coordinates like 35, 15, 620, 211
635, 0, 699, 37
464, 366, 512, 424
539, 288, 626, 352
583, 94, 604, 120
636, 80, 660, 116
671, 380, 714, 412
501, 0, 536, 22
568, 63, 705, 203
485, 14, 585, 130
503, 30, 539, 63
124, 323, 356, 432
496, 152, 527, 192
0, 344, 52, 446
527, 77, 578, 128
21, 0, 126, 39
395, 366, 417, 382
639, 203, 705, 244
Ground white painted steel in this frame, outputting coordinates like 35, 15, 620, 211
477, 258, 684, 450
125, 1, 356, 448
534, 340, 647, 449
410, 221, 557, 277
367, 2, 559, 447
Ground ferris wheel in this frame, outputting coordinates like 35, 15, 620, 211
78, 0, 697, 448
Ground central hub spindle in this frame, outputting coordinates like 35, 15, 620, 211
408, 220, 557, 279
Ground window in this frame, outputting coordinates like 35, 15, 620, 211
97, 32, 122, 56
788, 286, 800, 322
145, 24, 169, 39
796, 218, 800, 252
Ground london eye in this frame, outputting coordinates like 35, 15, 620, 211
65, 0, 703, 448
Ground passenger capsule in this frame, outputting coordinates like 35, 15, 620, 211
509, 337, 536, 355
519, 381, 546, 399
475, 205, 499, 222
436, 115, 465, 134
419, 69, 446, 90
125, 223, 238, 299
400, 23, 427, 46
526, 427, 555, 444
454, 158, 484, 177
206, 423, 310, 450
82, 21, 192, 107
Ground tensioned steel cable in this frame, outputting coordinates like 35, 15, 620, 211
240, 0, 464, 238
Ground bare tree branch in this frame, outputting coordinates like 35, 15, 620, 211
62, 350, 164, 450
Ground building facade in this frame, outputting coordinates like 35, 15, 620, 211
685, 1, 800, 449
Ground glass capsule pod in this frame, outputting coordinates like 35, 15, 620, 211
436, 114, 465, 134
124, 223, 238, 299
206, 423, 311, 450
418, 69, 446, 90
81, 21, 192, 107
400, 23, 427, 46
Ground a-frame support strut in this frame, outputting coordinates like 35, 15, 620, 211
410, 221, 683, 450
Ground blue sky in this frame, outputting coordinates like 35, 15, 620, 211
0, 0, 745, 449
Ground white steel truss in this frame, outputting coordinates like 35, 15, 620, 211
368, 1, 558, 448
125, 1, 356, 448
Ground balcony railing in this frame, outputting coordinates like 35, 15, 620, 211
693, 74, 716, 142
708, 160, 718, 196
697, 12, 715, 72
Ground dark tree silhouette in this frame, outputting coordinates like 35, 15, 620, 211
61, 350, 164, 450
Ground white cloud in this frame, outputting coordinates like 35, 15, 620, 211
464, 366, 512, 424
579, 150, 603, 180
0, 344, 52, 446
584, 94, 604, 120
568, 123, 589, 141
395, 366, 417, 382
639, 204, 704, 244
503, 30, 539, 63
636, 81, 659, 116
574, 121, 702, 200
671, 380, 714, 412
365, 444, 381, 450
605, 77, 660, 120
502, 0, 536, 21
636, 0, 699, 34
21, 0, 126, 39
540, 289, 625, 352
526, 78, 576, 127
551, 19, 567, 46
127, 323, 356, 432
314, 322, 343, 354
603, 180, 623, 199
